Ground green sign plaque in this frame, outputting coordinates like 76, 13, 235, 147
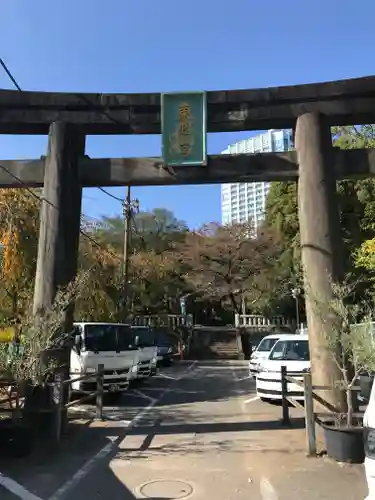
161, 91, 207, 167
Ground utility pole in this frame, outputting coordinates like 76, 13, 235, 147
122, 186, 139, 321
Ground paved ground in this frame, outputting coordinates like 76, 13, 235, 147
0, 360, 368, 500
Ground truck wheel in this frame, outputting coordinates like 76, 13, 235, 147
260, 397, 271, 403
107, 392, 123, 403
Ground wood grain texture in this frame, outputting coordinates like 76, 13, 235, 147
0, 149, 374, 187
0, 75, 375, 134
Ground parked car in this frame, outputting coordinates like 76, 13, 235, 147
153, 327, 178, 366
256, 334, 310, 402
364, 378, 375, 499
248, 333, 289, 377
360, 371, 375, 404
129, 326, 158, 380
155, 341, 175, 366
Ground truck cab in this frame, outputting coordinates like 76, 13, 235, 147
130, 326, 158, 380
364, 379, 375, 499
70, 322, 139, 395
153, 327, 177, 366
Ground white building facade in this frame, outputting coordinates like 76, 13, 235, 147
221, 129, 293, 228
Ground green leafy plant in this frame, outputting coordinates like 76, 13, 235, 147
316, 280, 375, 426
0, 270, 90, 389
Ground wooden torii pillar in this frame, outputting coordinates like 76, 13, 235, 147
295, 113, 346, 411
33, 122, 85, 407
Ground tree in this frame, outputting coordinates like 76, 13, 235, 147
130, 250, 186, 314
264, 125, 375, 315
0, 270, 90, 386
314, 280, 375, 423
75, 236, 123, 322
88, 208, 189, 317
356, 238, 375, 272
94, 208, 188, 255
0, 189, 40, 322
132, 208, 188, 253
76, 209, 190, 319
179, 222, 281, 313
264, 182, 302, 317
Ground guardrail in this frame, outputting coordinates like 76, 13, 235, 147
280, 366, 364, 456
0, 364, 105, 445
54, 364, 105, 443
0, 382, 21, 413
235, 314, 291, 328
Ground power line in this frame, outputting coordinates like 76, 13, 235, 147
0, 56, 128, 129
0, 162, 122, 263
97, 187, 124, 203
76, 93, 129, 129
0, 57, 122, 263
0, 57, 22, 92
0, 53, 129, 215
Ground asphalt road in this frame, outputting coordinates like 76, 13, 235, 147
0, 361, 367, 500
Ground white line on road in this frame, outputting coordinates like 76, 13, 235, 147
0, 473, 43, 500
128, 361, 197, 429
157, 373, 179, 380
230, 361, 258, 403
0, 362, 198, 500
46, 360, 198, 500
181, 360, 197, 375
157, 361, 197, 381
129, 389, 157, 403
231, 364, 278, 500
260, 476, 279, 500
48, 437, 117, 500
244, 395, 260, 404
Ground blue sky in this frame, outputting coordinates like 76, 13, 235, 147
1, 0, 374, 228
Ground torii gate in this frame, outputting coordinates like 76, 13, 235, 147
1, 76, 375, 408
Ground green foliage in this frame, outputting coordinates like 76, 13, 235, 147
95, 208, 188, 254
314, 279, 375, 424
0, 189, 40, 322
130, 250, 187, 315
264, 125, 375, 316
356, 238, 375, 271
179, 222, 281, 313
0, 271, 90, 386
75, 208, 191, 321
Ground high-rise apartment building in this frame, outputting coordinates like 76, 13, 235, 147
221, 129, 293, 228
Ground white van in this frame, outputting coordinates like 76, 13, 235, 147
364, 380, 375, 499
129, 326, 158, 381
249, 333, 288, 377
256, 334, 310, 402
70, 322, 139, 394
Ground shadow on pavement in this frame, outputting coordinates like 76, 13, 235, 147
0, 360, 305, 499
129, 417, 305, 437
0, 410, 305, 498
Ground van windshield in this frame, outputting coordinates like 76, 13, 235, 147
154, 329, 173, 346
83, 324, 136, 352
132, 327, 155, 347
257, 338, 279, 352
269, 339, 310, 361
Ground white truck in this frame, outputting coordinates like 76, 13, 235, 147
364, 380, 375, 499
70, 322, 139, 395
129, 326, 158, 381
